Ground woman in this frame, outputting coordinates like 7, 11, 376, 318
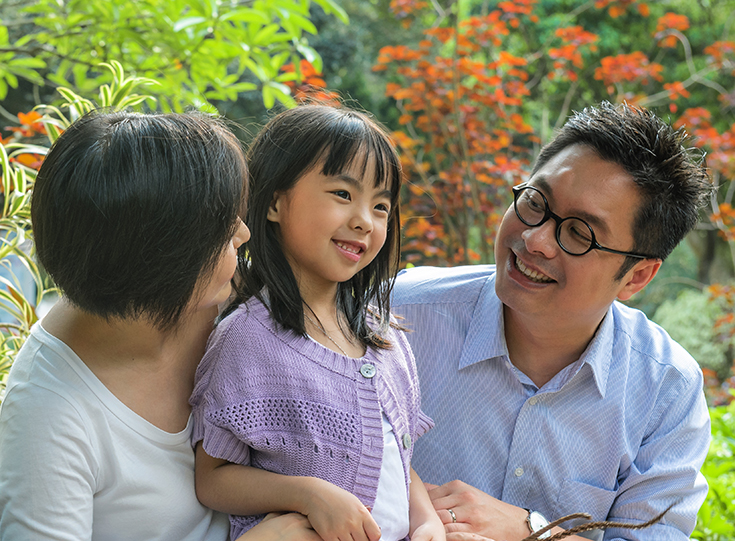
0, 111, 319, 541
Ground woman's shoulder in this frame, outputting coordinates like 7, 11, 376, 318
3, 325, 98, 428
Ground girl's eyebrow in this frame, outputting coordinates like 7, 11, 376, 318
333, 174, 392, 200
333, 173, 363, 188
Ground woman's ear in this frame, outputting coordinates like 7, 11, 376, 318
267, 191, 283, 223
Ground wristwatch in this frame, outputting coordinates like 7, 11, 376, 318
524, 509, 551, 539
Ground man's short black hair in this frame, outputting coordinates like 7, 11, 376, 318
31, 110, 246, 329
534, 102, 713, 279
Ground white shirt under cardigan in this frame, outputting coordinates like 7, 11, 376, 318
306, 335, 410, 539
0, 323, 229, 541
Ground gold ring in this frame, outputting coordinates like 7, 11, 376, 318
448, 508, 457, 523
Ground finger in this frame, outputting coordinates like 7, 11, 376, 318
424, 481, 439, 491
364, 516, 382, 541
438, 508, 458, 525
430, 492, 463, 513
427, 479, 468, 501
447, 533, 496, 541
445, 521, 472, 534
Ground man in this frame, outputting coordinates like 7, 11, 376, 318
393, 102, 712, 541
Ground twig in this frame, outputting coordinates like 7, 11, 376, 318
522, 502, 676, 541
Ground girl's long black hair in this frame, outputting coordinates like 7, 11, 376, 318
227, 104, 402, 349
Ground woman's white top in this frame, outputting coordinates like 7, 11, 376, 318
0, 323, 229, 541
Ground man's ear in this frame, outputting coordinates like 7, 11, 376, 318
617, 258, 662, 301
266, 191, 283, 223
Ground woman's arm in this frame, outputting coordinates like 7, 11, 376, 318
408, 468, 446, 541
234, 513, 321, 541
0, 387, 95, 540
195, 443, 381, 541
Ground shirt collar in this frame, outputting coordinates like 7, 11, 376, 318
576, 304, 614, 398
456, 272, 614, 398
458, 272, 507, 370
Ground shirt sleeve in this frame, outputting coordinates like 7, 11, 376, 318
603, 368, 710, 541
391, 321, 435, 440
0, 383, 97, 541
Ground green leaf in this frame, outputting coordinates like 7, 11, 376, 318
295, 42, 321, 72
173, 16, 207, 33
311, 0, 348, 24
220, 9, 270, 25
253, 24, 280, 45
262, 80, 293, 109
262, 83, 275, 109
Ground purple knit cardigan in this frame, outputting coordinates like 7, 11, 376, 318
190, 296, 434, 540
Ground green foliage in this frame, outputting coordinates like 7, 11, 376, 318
0, 63, 156, 398
0, 0, 347, 111
652, 288, 732, 379
693, 398, 735, 541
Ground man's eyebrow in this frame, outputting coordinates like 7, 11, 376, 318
532, 176, 611, 236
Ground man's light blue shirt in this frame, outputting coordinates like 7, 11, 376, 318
393, 265, 710, 541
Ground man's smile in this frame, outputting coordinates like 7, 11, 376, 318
514, 253, 554, 283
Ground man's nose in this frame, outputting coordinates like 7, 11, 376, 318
521, 218, 559, 258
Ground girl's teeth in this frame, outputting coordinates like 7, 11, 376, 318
337, 242, 359, 254
516, 257, 552, 283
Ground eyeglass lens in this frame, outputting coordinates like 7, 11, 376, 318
515, 188, 595, 255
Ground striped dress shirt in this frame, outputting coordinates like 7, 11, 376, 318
393, 265, 710, 541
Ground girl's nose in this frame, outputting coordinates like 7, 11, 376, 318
349, 205, 373, 233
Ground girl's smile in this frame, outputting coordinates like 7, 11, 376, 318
334, 240, 366, 262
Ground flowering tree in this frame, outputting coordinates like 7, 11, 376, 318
373, 0, 734, 272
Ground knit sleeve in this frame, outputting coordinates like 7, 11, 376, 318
390, 320, 435, 440
415, 410, 435, 439
190, 308, 252, 466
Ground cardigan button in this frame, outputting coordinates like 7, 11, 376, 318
360, 363, 376, 379
402, 433, 412, 449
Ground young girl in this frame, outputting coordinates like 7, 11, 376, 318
190, 105, 445, 541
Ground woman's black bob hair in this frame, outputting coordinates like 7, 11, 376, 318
31, 110, 247, 330
229, 104, 402, 349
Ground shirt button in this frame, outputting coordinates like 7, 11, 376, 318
402, 434, 412, 449
360, 363, 376, 379
528, 396, 538, 406
514, 467, 524, 477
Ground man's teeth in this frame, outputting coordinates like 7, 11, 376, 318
336, 242, 360, 254
515, 257, 553, 283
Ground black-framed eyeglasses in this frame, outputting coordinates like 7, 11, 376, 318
512, 184, 654, 259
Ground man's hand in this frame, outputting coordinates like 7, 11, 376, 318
446, 535, 498, 541
425, 480, 529, 541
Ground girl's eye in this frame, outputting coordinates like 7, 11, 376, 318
332, 190, 351, 200
375, 203, 390, 213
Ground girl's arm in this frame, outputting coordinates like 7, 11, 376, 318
408, 468, 446, 541
195, 443, 382, 541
